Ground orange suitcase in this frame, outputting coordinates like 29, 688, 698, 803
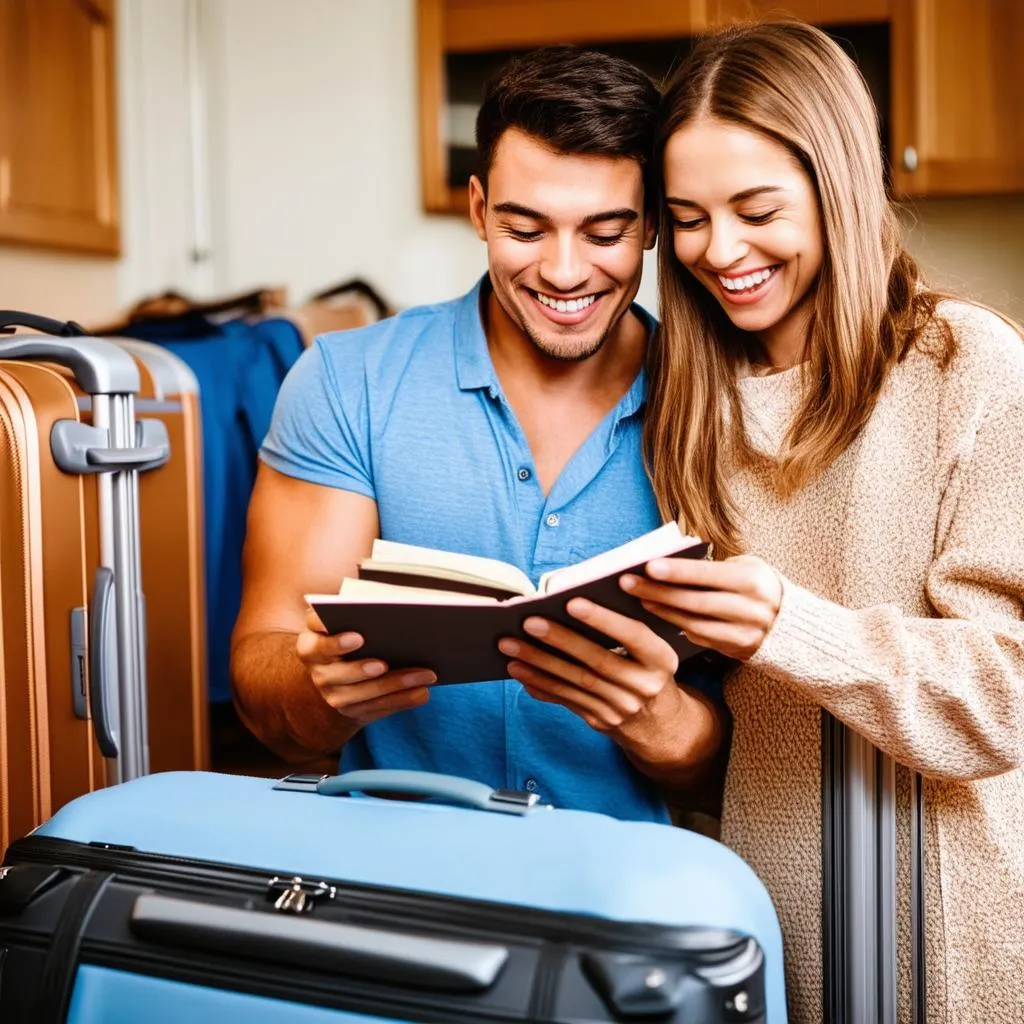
0, 315, 169, 852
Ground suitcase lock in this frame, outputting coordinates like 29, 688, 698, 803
266, 876, 337, 915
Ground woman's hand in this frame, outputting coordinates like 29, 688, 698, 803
497, 598, 720, 780
621, 554, 783, 661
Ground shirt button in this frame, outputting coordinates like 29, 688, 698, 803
524, 778, 538, 792
545, 513, 560, 528
517, 467, 531, 481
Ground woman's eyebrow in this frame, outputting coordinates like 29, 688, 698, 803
666, 185, 786, 206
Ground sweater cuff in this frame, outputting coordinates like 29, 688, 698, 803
746, 576, 885, 685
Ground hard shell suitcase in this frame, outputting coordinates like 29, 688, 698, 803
0, 314, 171, 848
0, 359, 101, 853
0, 769, 788, 1023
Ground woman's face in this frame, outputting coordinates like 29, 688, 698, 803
663, 117, 824, 364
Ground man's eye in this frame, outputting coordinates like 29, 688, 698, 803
507, 228, 542, 241
588, 234, 624, 246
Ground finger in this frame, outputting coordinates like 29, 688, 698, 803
296, 628, 365, 665
563, 598, 678, 673
640, 555, 769, 596
305, 607, 327, 633
639, 604, 765, 658
343, 686, 431, 724
512, 662, 638, 731
509, 605, 676, 683
315, 666, 436, 709
501, 632, 653, 709
621, 576, 755, 621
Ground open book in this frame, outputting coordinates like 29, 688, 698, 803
307, 523, 710, 685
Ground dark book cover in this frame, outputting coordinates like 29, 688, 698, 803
311, 542, 710, 685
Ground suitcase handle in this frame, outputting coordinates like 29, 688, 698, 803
0, 336, 141, 394
315, 769, 543, 816
0, 310, 88, 337
89, 567, 119, 758
130, 892, 509, 992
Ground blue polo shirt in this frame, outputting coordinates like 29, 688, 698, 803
261, 277, 717, 823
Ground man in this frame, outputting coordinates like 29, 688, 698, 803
231, 46, 723, 822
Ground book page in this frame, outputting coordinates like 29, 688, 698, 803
367, 539, 535, 596
309, 578, 498, 606
537, 522, 701, 595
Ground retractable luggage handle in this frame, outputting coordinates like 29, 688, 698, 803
0, 333, 163, 783
278, 769, 545, 816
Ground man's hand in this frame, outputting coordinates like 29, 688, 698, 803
497, 599, 718, 778
621, 554, 782, 661
299, 609, 436, 728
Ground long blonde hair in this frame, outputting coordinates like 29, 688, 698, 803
646, 21, 953, 557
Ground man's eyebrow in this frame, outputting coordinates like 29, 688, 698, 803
490, 202, 639, 226
666, 185, 786, 207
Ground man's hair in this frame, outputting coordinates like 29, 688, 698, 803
474, 45, 661, 209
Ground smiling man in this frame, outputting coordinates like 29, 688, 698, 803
230, 46, 724, 823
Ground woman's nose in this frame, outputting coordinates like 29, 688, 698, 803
704, 217, 749, 270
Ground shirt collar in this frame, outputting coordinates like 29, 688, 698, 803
454, 275, 497, 393
453, 273, 658, 415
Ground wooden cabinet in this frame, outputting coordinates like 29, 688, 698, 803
418, 0, 1024, 214
0, 0, 120, 255
890, 0, 1024, 196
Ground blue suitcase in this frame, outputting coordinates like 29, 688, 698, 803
0, 769, 787, 1022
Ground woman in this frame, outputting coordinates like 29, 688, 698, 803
630, 19, 1024, 1024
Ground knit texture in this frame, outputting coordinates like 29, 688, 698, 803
721, 301, 1024, 1024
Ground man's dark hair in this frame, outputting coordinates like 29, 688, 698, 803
474, 45, 661, 210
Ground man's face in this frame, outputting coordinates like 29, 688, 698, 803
469, 129, 654, 362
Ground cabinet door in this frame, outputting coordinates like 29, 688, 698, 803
0, 0, 120, 254
891, 0, 1024, 196
711, 0, 890, 26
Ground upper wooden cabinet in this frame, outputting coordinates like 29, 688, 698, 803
890, 0, 1024, 196
0, 0, 120, 255
418, 0, 1024, 214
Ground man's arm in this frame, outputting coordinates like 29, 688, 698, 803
230, 464, 431, 761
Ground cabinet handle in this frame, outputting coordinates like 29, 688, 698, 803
902, 146, 919, 173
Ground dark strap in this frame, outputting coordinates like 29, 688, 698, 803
34, 870, 110, 1023
0, 311, 88, 337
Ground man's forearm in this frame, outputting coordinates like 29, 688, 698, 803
230, 630, 360, 761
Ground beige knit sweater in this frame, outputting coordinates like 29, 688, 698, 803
720, 301, 1024, 1024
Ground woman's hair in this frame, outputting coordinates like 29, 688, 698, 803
646, 20, 955, 557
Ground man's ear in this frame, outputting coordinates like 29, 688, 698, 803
643, 211, 658, 251
468, 176, 487, 241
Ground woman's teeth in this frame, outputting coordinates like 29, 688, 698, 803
718, 267, 777, 292
535, 292, 596, 313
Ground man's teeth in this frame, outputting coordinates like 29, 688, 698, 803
718, 267, 777, 291
535, 292, 597, 313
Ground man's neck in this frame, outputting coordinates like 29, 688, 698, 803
481, 289, 648, 496
483, 290, 647, 403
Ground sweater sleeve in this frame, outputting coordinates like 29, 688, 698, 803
746, 391, 1024, 781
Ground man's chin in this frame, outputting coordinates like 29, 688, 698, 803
526, 328, 608, 363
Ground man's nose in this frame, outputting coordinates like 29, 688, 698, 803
538, 234, 589, 292
705, 217, 749, 270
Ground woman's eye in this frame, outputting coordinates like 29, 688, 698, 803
742, 210, 779, 225
672, 217, 706, 230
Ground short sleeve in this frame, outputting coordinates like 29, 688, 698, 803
259, 336, 374, 498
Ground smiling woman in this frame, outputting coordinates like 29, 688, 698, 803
637, 17, 1024, 1024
